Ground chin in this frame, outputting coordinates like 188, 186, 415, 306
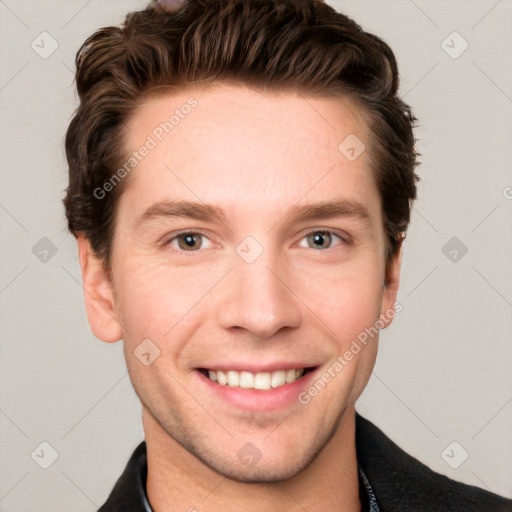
209, 456, 311, 484
197, 426, 337, 484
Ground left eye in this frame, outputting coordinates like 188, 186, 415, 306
298, 230, 344, 250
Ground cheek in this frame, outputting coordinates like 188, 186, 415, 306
312, 271, 383, 404
294, 259, 384, 342
112, 257, 222, 344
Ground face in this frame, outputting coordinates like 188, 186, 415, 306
82, 83, 401, 482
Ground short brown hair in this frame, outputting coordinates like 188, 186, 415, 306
64, 0, 420, 275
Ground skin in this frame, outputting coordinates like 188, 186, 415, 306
78, 82, 402, 512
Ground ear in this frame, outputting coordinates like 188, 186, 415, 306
77, 234, 123, 343
378, 237, 403, 329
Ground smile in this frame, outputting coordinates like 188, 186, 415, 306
195, 365, 318, 412
199, 368, 311, 390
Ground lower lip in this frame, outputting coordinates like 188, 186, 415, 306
195, 369, 318, 413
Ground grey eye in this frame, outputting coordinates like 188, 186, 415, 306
302, 231, 340, 250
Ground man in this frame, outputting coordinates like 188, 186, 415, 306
63, 0, 512, 510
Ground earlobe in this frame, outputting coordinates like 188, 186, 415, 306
379, 237, 403, 329
77, 235, 123, 343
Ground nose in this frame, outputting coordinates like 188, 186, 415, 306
216, 247, 302, 339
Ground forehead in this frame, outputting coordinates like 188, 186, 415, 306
119, 82, 380, 222
127, 82, 369, 153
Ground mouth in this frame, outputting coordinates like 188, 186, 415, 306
196, 367, 316, 390
194, 365, 320, 412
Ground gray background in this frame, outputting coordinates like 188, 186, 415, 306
0, 0, 511, 510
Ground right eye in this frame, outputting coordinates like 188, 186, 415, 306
165, 231, 215, 253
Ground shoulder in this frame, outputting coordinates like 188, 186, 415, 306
355, 412, 512, 512
98, 441, 150, 512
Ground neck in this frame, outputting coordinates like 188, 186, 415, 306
144, 406, 362, 512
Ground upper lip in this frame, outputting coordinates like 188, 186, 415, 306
196, 362, 319, 373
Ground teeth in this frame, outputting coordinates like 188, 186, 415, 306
239, 371, 254, 389
254, 372, 271, 390
216, 370, 227, 386
271, 370, 286, 388
227, 370, 240, 387
285, 369, 296, 383
205, 368, 305, 389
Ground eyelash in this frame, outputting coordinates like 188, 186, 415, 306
163, 229, 349, 254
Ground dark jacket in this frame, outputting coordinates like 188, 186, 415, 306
98, 412, 512, 511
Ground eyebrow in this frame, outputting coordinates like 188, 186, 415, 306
136, 200, 228, 226
282, 199, 371, 229
135, 198, 372, 230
